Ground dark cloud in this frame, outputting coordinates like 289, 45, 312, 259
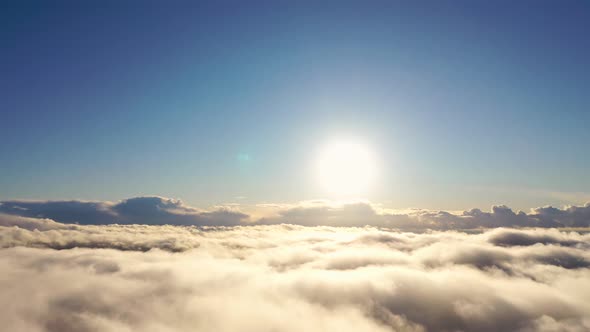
488, 228, 584, 247
533, 203, 590, 227
1, 197, 589, 229
259, 201, 590, 229
0, 196, 247, 226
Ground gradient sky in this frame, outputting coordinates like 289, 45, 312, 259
2, 1, 589, 211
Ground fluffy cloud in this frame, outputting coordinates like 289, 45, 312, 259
0, 214, 201, 252
0, 216, 589, 332
0, 196, 248, 226
257, 201, 590, 229
2, 196, 589, 229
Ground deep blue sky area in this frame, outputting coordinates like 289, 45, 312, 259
2, 1, 589, 210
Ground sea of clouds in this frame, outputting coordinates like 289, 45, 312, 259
1, 205, 590, 332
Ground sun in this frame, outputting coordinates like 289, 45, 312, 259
315, 139, 378, 197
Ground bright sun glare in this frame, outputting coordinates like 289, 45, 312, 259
315, 140, 378, 197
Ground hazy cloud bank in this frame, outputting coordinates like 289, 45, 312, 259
0, 196, 247, 226
0, 216, 589, 332
2, 196, 590, 229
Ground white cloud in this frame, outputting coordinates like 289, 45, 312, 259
0, 214, 589, 331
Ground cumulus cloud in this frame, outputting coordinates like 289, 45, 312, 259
0, 217, 589, 332
257, 201, 590, 229
0, 196, 248, 226
1, 196, 590, 229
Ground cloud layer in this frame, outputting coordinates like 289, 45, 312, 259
2, 196, 590, 229
0, 197, 247, 226
1, 213, 589, 332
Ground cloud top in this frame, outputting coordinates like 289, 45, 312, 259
4, 196, 588, 229
0, 196, 247, 226
0, 216, 589, 331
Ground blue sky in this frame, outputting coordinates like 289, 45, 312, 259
2, 1, 589, 211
